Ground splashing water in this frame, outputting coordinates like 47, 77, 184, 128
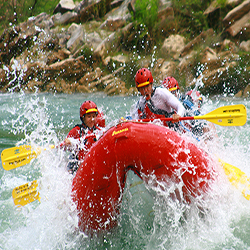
0, 92, 250, 249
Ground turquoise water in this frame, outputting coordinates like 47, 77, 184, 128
0, 92, 250, 249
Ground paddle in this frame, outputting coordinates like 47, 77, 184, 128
12, 180, 40, 206
1, 145, 55, 171
219, 158, 250, 200
11, 159, 250, 206
141, 104, 247, 126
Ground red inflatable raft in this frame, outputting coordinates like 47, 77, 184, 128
72, 122, 217, 234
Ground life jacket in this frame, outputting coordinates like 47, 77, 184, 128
138, 88, 174, 127
75, 123, 101, 160
182, 95, 201, 116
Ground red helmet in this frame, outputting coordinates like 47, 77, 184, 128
186, 90, 203, 107
135, 68, 153, 88
162, 76, 179, 92
80, 100, 98, 118
186, 90, 202, 100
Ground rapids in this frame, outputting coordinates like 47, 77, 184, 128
0, 92, 250, 249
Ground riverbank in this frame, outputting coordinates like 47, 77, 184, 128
0, 0, 250, 96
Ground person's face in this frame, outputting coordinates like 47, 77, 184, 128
138, 83, 153, 101
84, 112, 97, 128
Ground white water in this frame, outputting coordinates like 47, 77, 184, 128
0, 92, 250, 249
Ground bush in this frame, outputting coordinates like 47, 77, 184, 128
133, 0, 159, 35
0, 0, 59, 34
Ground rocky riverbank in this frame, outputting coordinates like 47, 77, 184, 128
0, 0, 250, 97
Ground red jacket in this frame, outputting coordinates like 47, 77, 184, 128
60, 124, 101, 160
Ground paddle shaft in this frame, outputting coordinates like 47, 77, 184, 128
142, 114, 243, 122
141, 104, 247, 126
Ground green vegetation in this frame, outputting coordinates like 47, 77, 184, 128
128, 0, 217, 55
170, 0, 212, 37
133, 0, 159, 35
0, 0, 59, 34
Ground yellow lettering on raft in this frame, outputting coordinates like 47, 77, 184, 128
112, 128, 129, 136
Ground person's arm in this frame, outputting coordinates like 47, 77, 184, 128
161, 89, 185, 122
131, 99, 142, 119
59, 127, 80, 150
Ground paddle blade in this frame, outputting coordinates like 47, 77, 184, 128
1, 145, 38, 170
196, 104, 247, 126
219, 158, 250, 200
12, 180, 40, 206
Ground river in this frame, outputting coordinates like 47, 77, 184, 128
0, 92, 250, 249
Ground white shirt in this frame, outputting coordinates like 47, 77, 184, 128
132, 87, 185, 119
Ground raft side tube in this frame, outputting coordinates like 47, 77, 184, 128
72, 122, 216, 234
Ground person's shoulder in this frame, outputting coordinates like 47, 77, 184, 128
67, 125, 81, 137
73, 124, 82, 130
154, 86, 171, 98
155, 86, 169, 94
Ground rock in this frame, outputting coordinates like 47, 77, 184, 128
177, 50, 199, 86
234, 89, 242, 97
100, 17, 126, 31
54, 0, 76, 14
0, 68, 6, 87
53, 11, 78, 25
110, 0, 124, 9
79, 67, 103, 86
94, 32, 117, 57
26, 80, 44, 92
0, 13, 52, 66
105, 54, 128, 65
84, 32, 103, 50
239, 40, 250, 51
128, 0, 136, 13
154, 58, 176, 82
202, 61, 237, 88
161, 34, 186, 57
46, 48, 71, 65
243, 84, 250, 97
66, 25, 85, 53
104, 77, 127, 95
180, 29, 214, 57
78, 0, 112, 23
106, 0, 131, 20
76, 84, 91, 93
226, 11, 250, 37
44, 56, 90, 83
223, 0, 250, 27
220, 39, 237, 52
204, 0, 242, 17
203, 0, 220, 16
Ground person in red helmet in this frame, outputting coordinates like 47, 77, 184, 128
181, 89, 204, 117
60, 100, 105, 174
132, 68, 185, 126
162, 76, 181, 99
182, 89, 217, 140
186, 90, 203, 109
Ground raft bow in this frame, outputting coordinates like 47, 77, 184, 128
72, 122, 216, 234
